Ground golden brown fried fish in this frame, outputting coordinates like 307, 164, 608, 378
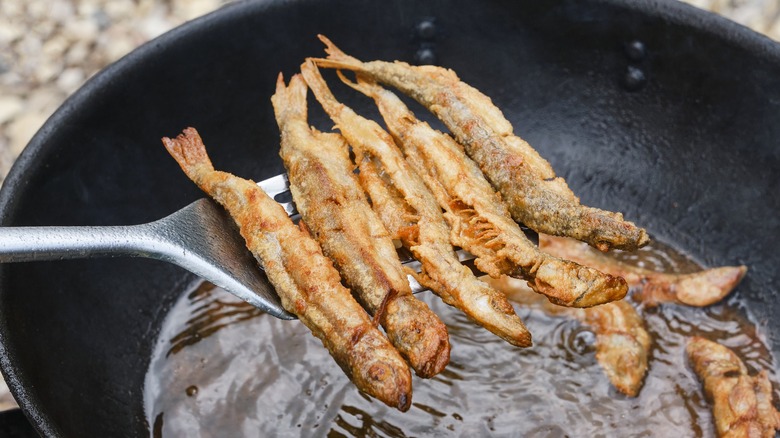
488, 275, 650, 396
271, 74, 450, 378
687, 337, 780, 437
162, 128, 412, 411
339, 75, 626, 308
299, 60, 532, 347
311, 34, 648, 252
583, 300, 651, 397
540, 235, 747, 307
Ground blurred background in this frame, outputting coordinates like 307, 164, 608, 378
0, 0, 778, 411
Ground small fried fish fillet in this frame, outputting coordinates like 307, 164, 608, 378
583, 299, 651, 397
272, 74, 450, 378
540, 235, 747, 307
311, 35, 648, 252
488, 276, 650, 396
300, 60, 532, 347
340, 75, 626, 308
687, 337, 780, 437
162, 128, 412, 411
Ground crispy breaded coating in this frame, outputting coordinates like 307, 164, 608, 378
340, 75, 626, 308
271, 74, 450, 378
488, 276, 650, 396
540, 235, 747, 307
583, 300, 651, 397
687, 337, 780, 437
311, 35, 648, 252
162, 128, 412, 411
299, 61, 532, 347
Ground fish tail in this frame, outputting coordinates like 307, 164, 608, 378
162, 127, 215, 183
335, 69, 380, 96
338, 70, 418, 133
312, 34, 364, 71
673, 265, 747, 306
271, 72, 308, 126
300, 59, 345, 118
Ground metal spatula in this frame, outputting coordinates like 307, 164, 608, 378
0, 174, 294, 320
0, 174, 478, 320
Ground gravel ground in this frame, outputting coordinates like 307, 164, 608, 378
0, 0, 233, 184
0, 0, 778, 413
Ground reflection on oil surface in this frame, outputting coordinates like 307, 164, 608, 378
144, 242, 775, 437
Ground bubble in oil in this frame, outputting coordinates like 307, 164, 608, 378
570, 329, 597, 355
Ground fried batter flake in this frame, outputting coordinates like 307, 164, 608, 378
272, 74, 450, 378
162, 128, 412, 411
311, 34, 648, 252
687, 337, 780, 437
300, 60, 532, 347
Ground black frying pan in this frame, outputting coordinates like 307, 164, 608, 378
1, 0, 779, 436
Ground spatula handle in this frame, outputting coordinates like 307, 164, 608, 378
0, 225, 153, 263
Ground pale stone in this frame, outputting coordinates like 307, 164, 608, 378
139, 13, 176, 40
103, 36, 136, 63
64, 18, 100, 42
76, 0, 99, 16
729, 4, 765, 29
25, 87, 65, 115
8, 112, 48, 156
104, 0, 136, 19
34, 59, 63, 84
684, 0, 713, 9
34, 20, 57, 40
136, 0, 160, 17
49, 0, 75, 21
0, 71, 24, 89
42, 36, 69, 59
0, 147, 15, 188
0, 96, 23, 125
16, 34, 43, 58
769, 17, 780, 41
65, 41, 91, 67
759, 0, 779, 35
0, 19, 23, 45
57, 68, 86, 94
25, 2, 50, 20
175, 0, 223, 21
0, 375, 18, 411
0, 1, 25, 17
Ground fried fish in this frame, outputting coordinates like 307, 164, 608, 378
687, 337, 780, 437
540, 235, 747, 307
299, 60, 532, 347
162, 128, 412, 411
339, 74, 626, 308
272, 74, 450, 377
311, 35, 648, 252
583, 299, 651, 397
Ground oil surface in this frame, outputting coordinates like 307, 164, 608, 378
144, 242, 776, 437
